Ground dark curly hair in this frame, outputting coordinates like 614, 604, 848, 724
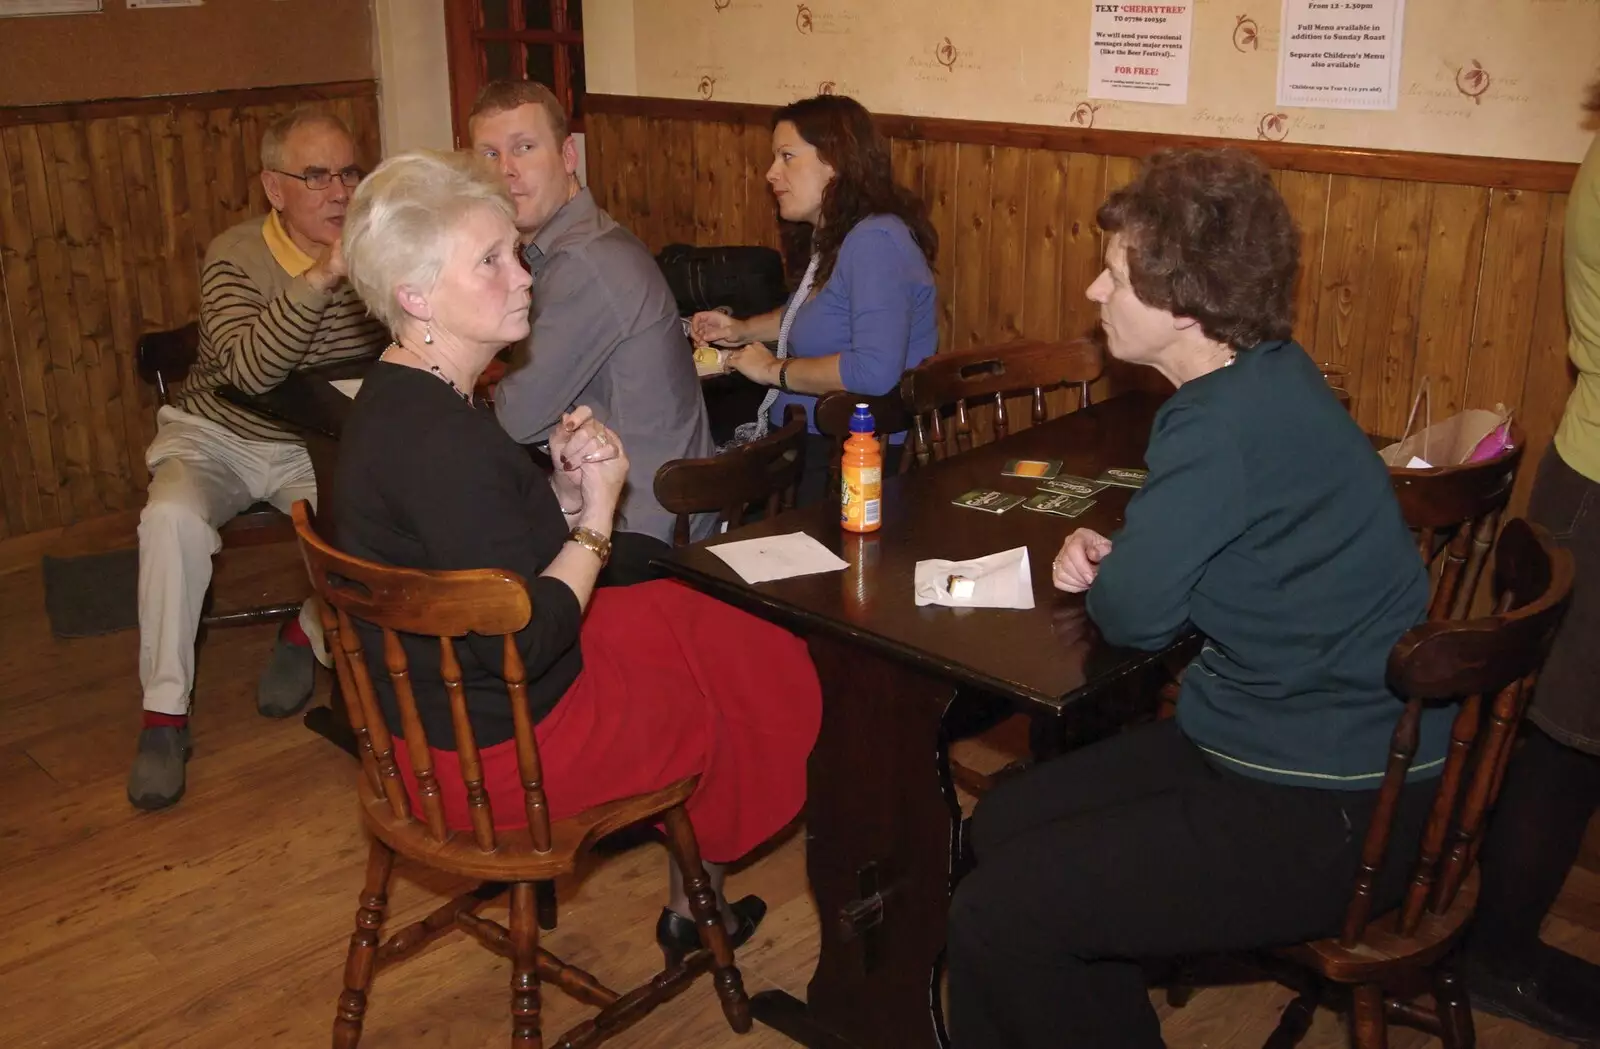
771, 95, 937, 287
1097, 148, 1299, 350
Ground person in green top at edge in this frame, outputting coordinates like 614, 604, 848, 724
1460, 74, 1600, 1044
946, 147, 1441, 1049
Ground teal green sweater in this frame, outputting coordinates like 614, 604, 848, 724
1087, 341, 1444, 789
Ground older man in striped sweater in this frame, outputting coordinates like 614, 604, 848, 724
128, 109, 387, 810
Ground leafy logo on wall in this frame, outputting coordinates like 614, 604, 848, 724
698, 75, 717, 100
712, 0, 730, 10
1233, 14, 1259, 52
1257, 112, 1290, 140
1455, 60, 1490, 104
1070, 102, 1100, 128
796, 3, 813, 33
936, 37, 960, 70
818, 80, 837, 95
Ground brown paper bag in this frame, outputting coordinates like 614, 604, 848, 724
1378, 378, 1510, 469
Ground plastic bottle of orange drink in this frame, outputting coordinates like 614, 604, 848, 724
840, 403, 882, 533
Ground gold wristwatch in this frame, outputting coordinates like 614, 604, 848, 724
566, 526, 612, 567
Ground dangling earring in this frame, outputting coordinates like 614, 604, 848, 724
423, 324, 434, 345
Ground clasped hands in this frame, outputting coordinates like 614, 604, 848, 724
1051, 528, 1114, 593
547, 406, 628, 515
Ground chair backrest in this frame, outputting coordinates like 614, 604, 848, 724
291, 501, 556, 856
899, 338, 1104, 468
653, 405, 809, 545
135, 323, 200, 406
1337, 517, 1572, 947
1389, 423, 1523, 621
814, 389, 915, 495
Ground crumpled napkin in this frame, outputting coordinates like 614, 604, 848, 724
913, 546, 1035, 609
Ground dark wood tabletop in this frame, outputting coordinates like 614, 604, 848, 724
657, 390, 1176, 719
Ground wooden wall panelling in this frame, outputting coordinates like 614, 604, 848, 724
1354, 179, 1432, 440
741, 122, 778, 251
986, 146, 1028, 346
1464, 189, 1553, 416
0, 127, 64, 534
1308, 175, 1383, 422
690, 121, 721, 253
0, 84, 379, 539
951, 143, 995, 355
1410, 183, 1492, 420
1274, 169, 1331, 355
1513, 194, 1576, 513
922, 141, 960, 356
714, 121, 748, 249
662, 119, 699, 248
619, 116, 657, 252
1019, 149, 1066, 346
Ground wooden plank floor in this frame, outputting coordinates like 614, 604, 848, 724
1, 512, 1596, 1048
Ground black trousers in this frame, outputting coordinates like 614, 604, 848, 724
598, 531, 671, 588
947, 719, 1436, 1049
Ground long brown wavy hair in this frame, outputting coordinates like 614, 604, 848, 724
770, 95, 937, 287
1587, 74, 1600, 118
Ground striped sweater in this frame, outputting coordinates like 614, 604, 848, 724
175, 213, 388, 443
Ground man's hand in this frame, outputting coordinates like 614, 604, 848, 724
305, 237, 347, 293
1052, 528, 1114, 593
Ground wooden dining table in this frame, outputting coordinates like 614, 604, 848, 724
653, 389, 1190, 1049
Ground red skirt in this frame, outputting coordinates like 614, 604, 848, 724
390, 580, 821, 863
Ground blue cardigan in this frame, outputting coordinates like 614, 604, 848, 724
769, 214, 937, 435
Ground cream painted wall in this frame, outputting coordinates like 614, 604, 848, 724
596, 0, 1597, 163
372, 0, 456, 154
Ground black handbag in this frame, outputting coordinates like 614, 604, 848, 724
655, 243, 788, 319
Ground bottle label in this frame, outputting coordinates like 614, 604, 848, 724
842, 465, 882, 530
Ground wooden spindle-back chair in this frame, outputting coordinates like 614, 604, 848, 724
1389, 422, 1523, 621
654, 405, 808, 543
291, 502, 751, 1049
813, 389, 915, 496
899, 338, 1104, 468
1263, 517, 1573, 1049
134, 322, 302, 625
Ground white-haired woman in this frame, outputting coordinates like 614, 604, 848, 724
334, 150, 821, 958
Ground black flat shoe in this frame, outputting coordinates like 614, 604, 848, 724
655, 894, 768, 968
1462, 950, 1600, 1046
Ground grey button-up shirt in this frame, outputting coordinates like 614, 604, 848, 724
495, 189, 715, 543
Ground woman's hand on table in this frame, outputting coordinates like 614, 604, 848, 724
1052, 528, 1113, 593
690, 310, 747, 347
725, 343, 782, 386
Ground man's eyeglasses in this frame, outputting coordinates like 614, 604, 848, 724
272, 167, 364, 190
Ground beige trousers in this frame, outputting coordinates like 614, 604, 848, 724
138, 406, 327, 716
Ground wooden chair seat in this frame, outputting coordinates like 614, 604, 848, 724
1273, 870, 1477, 984
357, 773, 699, 883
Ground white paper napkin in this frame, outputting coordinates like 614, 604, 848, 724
707, 531, 849, 584
914, 546, 1035, 609
330, 378, 363, 399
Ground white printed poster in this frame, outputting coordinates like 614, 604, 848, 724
1277, 0, 1407, 110
1088, 3, 1195, 106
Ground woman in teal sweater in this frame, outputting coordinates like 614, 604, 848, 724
947, 149, 1438, 1048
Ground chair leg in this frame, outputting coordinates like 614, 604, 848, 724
535, 879, 558, 931
1262, 990, 1317, 1049
1350, 984, 1389, 1049
1434, 965, 1475, 1049
661, 805, 752, 1034
509, 882, 543, 1049
333, 837, 395, 1049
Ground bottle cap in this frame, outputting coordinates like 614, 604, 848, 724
849, 403, 875, 434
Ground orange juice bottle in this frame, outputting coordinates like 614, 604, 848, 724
840, 403, 882, 533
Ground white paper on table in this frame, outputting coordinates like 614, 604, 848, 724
706, 532, 848, 584
329, 378, 363, 399
1404, 455, 1433, 470
914, 546, 1035, 610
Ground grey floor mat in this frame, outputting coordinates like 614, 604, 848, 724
42, 547, 139, 638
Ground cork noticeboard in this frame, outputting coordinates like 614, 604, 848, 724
0, 0, 373, 109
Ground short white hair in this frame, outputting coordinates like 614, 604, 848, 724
260, 107, 351, 171
342, 150, 517, 333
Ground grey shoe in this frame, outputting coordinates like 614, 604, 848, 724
127, 726, 191, 811
257, 636, 316, 718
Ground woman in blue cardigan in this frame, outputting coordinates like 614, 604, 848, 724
690, 94, 938, 503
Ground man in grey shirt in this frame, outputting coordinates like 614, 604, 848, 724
470, 80, 715, 581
